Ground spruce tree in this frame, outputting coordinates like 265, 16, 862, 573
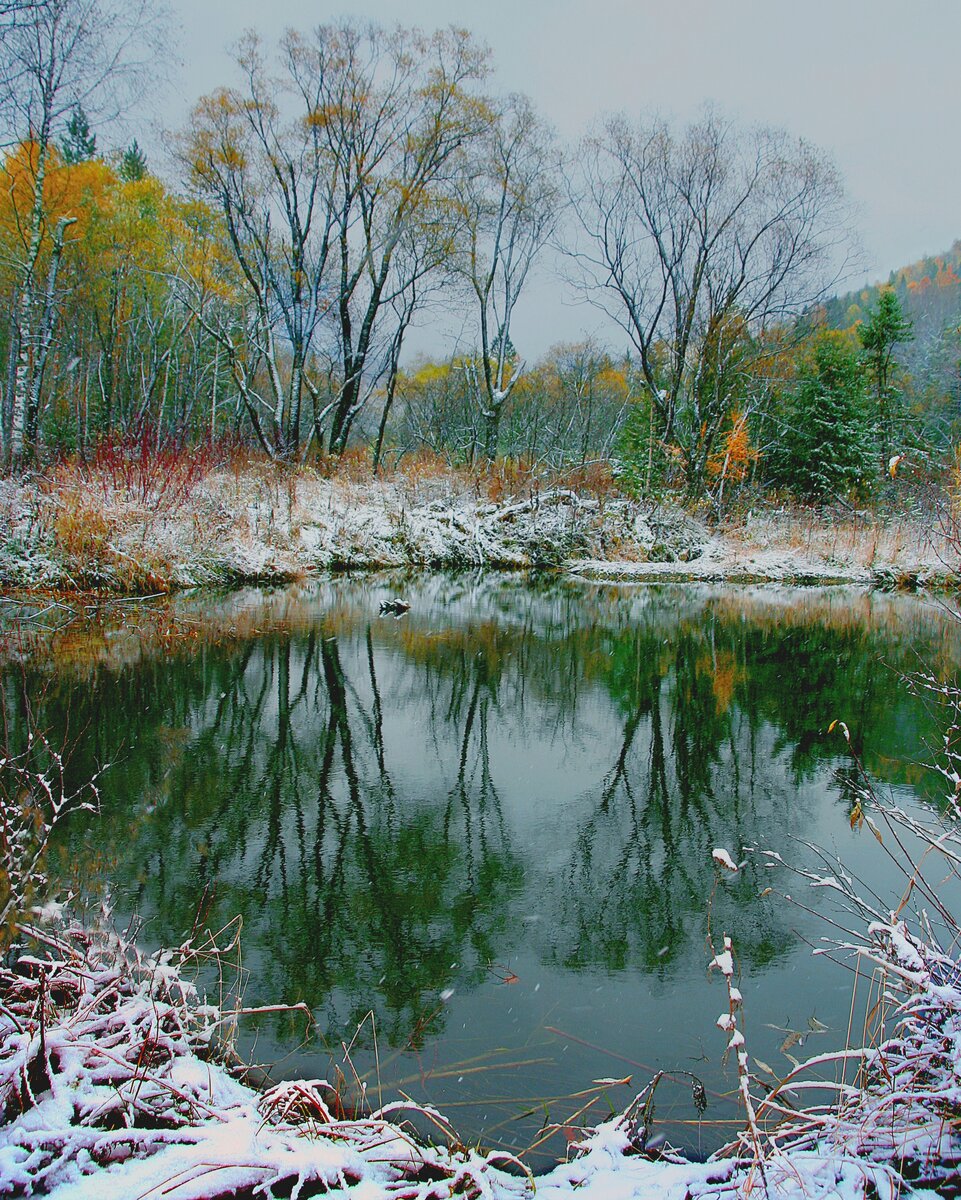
119, 139, 147, 181
61, 106, 96, 163
858, 289, 913, 467
776, 336, 875, 502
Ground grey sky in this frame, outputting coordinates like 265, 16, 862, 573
155, 0, 961, 356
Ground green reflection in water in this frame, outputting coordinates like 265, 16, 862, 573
7, 576, 960, 1162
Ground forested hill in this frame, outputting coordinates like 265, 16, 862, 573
820, 242, 961, 426
823, 242, 961, 336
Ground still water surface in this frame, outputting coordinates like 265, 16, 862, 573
13, 575, 961, 1162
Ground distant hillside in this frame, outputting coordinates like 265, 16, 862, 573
823, 242, 961, 337
821, 244, 961, 435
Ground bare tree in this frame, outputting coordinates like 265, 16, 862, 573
457, 93, 559, 461
0, 0, 169, 462
180, 22, 488, 460
568, 109, 850, 495
176, 30, 340, 458
299, 22, 488, 455
369, 206, 461, 471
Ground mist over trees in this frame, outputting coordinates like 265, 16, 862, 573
0, 0, 953, 508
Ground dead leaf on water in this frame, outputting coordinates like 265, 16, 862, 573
780, 1030, 805, 1054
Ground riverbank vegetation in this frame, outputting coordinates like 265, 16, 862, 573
0, 450, 948, 593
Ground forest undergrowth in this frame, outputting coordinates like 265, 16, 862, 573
0, 444, 949, 594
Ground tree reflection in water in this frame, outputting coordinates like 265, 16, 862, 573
8, 576, 959, 1155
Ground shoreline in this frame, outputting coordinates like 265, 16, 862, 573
0, 468, 952, 597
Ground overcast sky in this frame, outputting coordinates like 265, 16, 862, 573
153, 0, 961, 356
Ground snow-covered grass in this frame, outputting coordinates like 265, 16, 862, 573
0, 464, 669, 591
0, 459, 949, 595
720, 504, 949, 586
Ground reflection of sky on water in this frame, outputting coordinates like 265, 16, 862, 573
16, 575, 961, 1163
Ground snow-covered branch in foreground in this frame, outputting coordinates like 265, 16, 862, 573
748, 915, 961, 1195
3, 898, 959, 1200
0, 733, 101, 936
0, 916, 539, 1200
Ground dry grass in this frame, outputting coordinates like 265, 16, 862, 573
721, 503, 951, 578
0, 444, 953, 595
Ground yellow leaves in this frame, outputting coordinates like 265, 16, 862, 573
695, 649, 744, 715
306, 105, 337, 130
216, 142, 247, 173
596, 366, 630, 396
180, 90, 253, 183
410, 361, 452, 388
0, 136, 235, 318
0, 142, 115, 256
194, 88, 246, 123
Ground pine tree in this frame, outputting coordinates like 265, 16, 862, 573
858, 289, 913, 467
119, 139, 147, 182
775, 336, 875, 501
615, 392, 671, 497
61, 106, 96, 163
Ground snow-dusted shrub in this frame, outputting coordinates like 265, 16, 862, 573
0, 729, 100, 949
0, 915, 540, 1199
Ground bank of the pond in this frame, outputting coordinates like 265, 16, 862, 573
0, 469, 951, 594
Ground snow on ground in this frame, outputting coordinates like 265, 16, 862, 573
0, 469, 947, 594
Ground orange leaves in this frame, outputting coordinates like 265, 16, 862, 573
707, 408, 759, 484
696, 649, 744, 715
711, 653, 743, 715
0, 142, 114, 253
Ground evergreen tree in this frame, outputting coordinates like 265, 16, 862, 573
119, 139, 147, 181
615, 391, 671, 497
489, 329, 517, 365
774, 335, 875, 501
61, 106, 96, 163
858, 289, 913, 467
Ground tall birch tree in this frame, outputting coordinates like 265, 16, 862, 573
0, 0, 168, 461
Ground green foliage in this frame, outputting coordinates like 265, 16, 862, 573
858, 289, 914, 464
118, 139, 147, 182
489, 328, 517, 365
615, 393, 672, 497
859, 289, 914, 363
60, 106, 96, 164
771, 334, 876, 501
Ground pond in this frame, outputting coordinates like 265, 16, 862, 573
7, 574, 961, 1165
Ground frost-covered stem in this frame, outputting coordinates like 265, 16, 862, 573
711, 933, 769, 1185
0, 737, 100, 934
